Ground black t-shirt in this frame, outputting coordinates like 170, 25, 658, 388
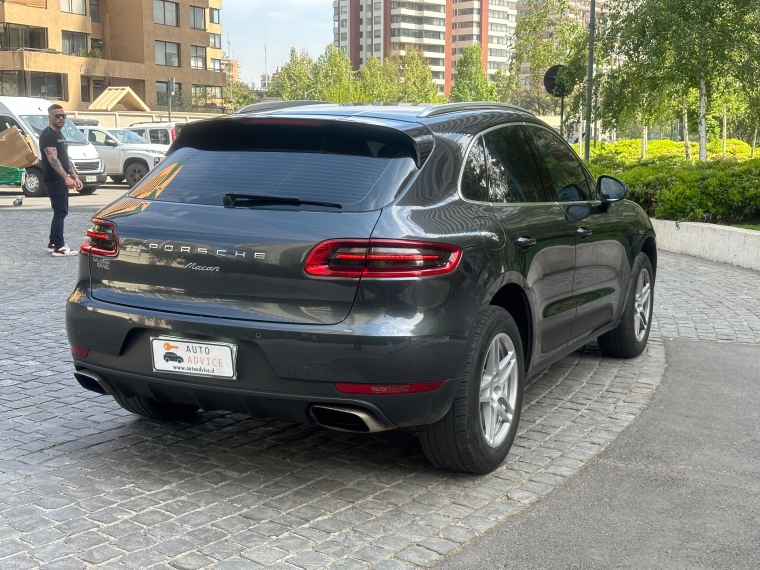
39, 126, 72, 184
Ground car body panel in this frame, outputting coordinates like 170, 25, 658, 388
67, 103, 656, 428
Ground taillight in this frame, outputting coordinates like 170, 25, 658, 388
170, 128, 176, 141
81, 218, 118, 257
304, 239, 462, 278
334, 381, 444, 394
71, 345, 89, 358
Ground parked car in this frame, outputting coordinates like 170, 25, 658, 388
0, 96, 107, 197
78, 126, 168, 187
125, 122, 186, 146
68, 102, 657, 474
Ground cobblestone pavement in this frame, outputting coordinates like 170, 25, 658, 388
0, 209, 755, 569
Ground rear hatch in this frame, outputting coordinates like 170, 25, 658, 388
85, 118, 420, 325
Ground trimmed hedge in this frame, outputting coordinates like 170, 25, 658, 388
590, 158, 760, 224
589, 138, 753, 170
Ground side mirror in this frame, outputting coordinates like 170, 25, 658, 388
104, 139, 118, 147
597, 175, 628, 203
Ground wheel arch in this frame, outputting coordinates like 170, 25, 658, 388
640, 234, 657, 278
487, 279, 534, 372
123, 157, 150, 172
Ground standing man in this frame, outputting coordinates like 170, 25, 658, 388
40, 104, 82, 256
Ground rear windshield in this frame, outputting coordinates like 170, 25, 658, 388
128, 121, 418, 212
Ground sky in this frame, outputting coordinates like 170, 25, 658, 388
222, 0, 335, 87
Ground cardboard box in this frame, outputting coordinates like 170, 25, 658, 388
0, 126, 39, 169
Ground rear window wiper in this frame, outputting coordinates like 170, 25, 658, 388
223, 193, 342, 209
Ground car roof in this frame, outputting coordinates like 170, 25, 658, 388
235, 102, 536, 125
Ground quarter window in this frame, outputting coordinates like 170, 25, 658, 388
483, 126, 546, 203
461, 136, 488, 202
529, 127, 592, 202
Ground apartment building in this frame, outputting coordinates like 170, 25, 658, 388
0, 0, 224, 111
333, 0, 517, 94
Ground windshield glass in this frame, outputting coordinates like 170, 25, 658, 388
109, 129, 149, 144
20, 115, 88, 145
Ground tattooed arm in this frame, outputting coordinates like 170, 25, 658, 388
44, 147, 76, 189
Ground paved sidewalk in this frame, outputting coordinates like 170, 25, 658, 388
1, 205, 756, 569
434, 339, 760, 569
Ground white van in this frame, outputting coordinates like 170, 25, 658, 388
0, 96, 107, 197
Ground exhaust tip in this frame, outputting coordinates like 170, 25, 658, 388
311, 405, 390, 433
74, 370, 116, 396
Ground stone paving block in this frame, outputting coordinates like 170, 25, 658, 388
3, 214, 749, 568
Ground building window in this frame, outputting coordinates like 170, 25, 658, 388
91, 38, 103, 57
190, 6, 205, 30
89, 0, 100, 23
209, 33, 221, 48
209, 86, 222, 99
1, 24, 47, 50
60, 0, 86, 15
334, 34, 339, 42
341, 32, 347, 41
80, 76, 91, 102
210, 58, 222, 71
62, 31, 88, 56
340, 19, 347, 27
191, 45, 206, 69
209, 8, 221, 24
192, 84, 221, 104
374, 29, 381, 38
155, 40, 180, 66
30, 72, 64, 100
374, 43, 381, 51
374, 16, 380, 24
374, 1, 380, 10
154, 1, 178, 26
341, 5, 347, 13
0, 71, 20, 96
156, 80, 181, 106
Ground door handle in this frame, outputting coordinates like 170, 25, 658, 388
515, 236, 537, 249
576, 227, 593, 238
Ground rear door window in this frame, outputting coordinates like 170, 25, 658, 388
128, 120, 418, 212
148, 128, 170, 145
529, 127, 592, 202
483, 126, 547, 203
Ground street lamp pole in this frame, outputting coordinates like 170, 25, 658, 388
584, 0, 596, 163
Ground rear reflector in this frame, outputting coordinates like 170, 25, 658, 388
170, 128, 176, 141
304, 239, 462, 278
81, 218, 119, 257
334, 381, 444, 395
70, 345, 89, 358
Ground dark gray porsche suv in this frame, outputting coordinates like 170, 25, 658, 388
67, 102, 656, 473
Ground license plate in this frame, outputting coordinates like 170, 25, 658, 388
85, 175, 97, 182
151, 337, 237, 379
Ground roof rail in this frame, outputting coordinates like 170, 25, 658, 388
417, 102, 533, 118
235, 100, 329, 115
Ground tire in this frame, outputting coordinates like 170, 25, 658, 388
23, 166, 46, 197
112, 393, 199, 421
76, 186, 98, 195
598, 253, 654, 358
125, 162, 149, 187
419, 306, 524, 473
110, 176, 125, 184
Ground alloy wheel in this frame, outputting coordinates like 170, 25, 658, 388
634, 268, 652, 343
479, 332, 519, 448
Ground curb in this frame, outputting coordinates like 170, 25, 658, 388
651, 218, 760, 272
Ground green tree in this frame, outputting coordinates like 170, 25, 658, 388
356, 55, 397, 102
450, 43, 496, 102
491, 68, 518, 104
399, 46, 444, 103
311, 44, 355, 103
269, 48, 313, 100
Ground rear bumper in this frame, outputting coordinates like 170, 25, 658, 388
66, 294, 470, 428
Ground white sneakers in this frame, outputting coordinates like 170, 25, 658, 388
51, 245, 78, 257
